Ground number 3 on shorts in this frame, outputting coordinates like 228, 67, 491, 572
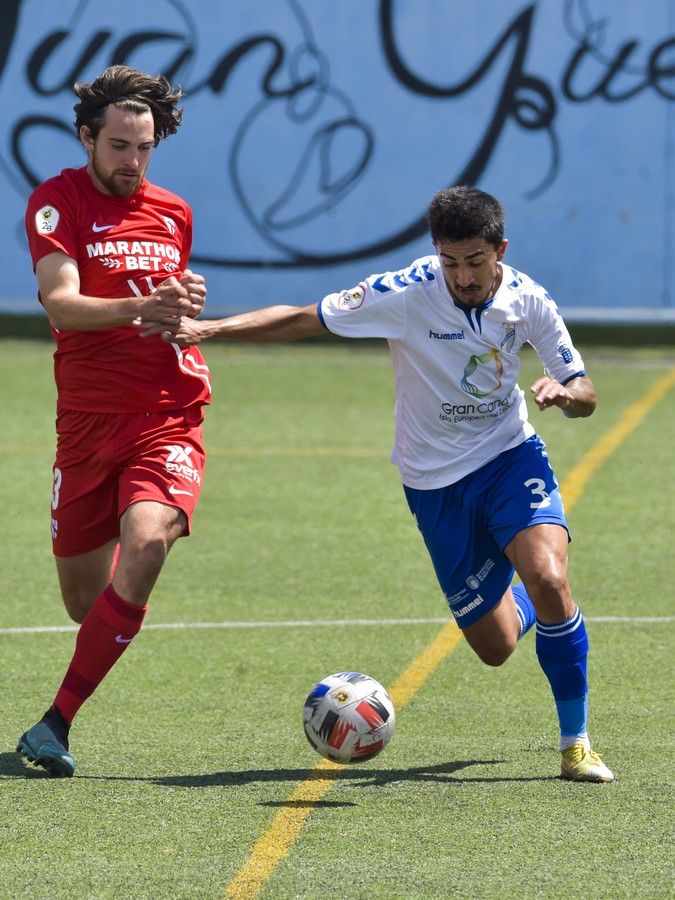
52, 467, 62, 510
524, 477, 551, 509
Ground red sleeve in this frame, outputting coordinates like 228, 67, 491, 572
25, 178, 79, 269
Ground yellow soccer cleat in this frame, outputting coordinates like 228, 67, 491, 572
561, 741, 614, 783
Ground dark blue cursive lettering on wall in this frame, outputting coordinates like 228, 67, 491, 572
1, 0, 673, 271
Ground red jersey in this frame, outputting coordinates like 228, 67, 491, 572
25, 166, 211, 413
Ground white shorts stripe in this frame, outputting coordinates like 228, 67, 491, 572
170, 343, 212, 393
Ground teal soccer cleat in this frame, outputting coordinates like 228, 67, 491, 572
17, 720, 76, 778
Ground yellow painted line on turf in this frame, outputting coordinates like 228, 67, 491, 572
561, 368, 675, 512
225, 621, 462, 899
226, 367, 674, 899
385, 621, 463, 710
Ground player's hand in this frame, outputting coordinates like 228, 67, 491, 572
530, 376, 574, 412
138, 276, 192, 326
162, 316, 211, 346
134, 315, 211, 343
180, 269, 206, 318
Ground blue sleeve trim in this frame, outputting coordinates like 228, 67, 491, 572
561, 370, 585, 385
316, 300, 329, 331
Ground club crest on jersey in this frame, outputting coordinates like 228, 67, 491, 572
461, 348, 504, 398
35, 205, 59, 234
500, 323, 516, 352
336, 283, 366, 310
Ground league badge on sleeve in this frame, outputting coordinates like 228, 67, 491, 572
35, 206, 60, 234
336, 283, 366, 310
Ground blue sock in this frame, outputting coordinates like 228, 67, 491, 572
535, 607, 589, 748
512, 582, 536, 639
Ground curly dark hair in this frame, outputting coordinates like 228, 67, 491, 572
427, 185, 505, 247
73, 65, 183, 146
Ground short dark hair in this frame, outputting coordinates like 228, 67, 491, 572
73, 65, 183, 146
426, 185, 505, 247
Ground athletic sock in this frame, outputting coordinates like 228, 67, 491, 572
53, 584, 147, 724
535, 606, 589, 750
41, 705, 71, 750
512, 582, 536, 639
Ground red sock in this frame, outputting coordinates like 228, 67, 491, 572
53, 584, 147, 724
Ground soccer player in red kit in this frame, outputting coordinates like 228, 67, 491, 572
17, 66, 211, 777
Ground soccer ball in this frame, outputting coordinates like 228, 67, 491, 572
303, 671, 395, 763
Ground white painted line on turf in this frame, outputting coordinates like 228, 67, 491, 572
0, 614, 672, 637
585, 616, 675, 623
0, 617, 447, 635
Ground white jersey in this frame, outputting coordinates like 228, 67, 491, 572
318, 255, 585, 489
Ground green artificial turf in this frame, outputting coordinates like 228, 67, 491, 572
0, 340, 673, 898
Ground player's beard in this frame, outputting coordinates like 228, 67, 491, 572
91, 151, 145, 198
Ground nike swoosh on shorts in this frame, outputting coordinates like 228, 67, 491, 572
168, 485, 193, 496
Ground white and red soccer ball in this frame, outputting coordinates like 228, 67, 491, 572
303, 672, 395, 763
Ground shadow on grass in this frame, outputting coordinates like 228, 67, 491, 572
0, 751, 55, 779
0, 753, 556, 785
1, 748, 562, 787
145, 759, 557, 789
262, 799, 358, 809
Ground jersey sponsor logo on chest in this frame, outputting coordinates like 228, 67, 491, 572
86, 239, 181, 273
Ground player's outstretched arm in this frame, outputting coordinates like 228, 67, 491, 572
37, 251, 193, 330
530, 375, 597, 418
139, 303, 326, 346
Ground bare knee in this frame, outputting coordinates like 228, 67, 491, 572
61, 590, 95, 624
525, 571, 574, 620
128, 534, 168, 569
113, 535, 171, 604
58, 573, 107, 622
464, 627, 518, 666
529, 569, 567, 598
473, 642, 516, 667
55, 541, 117, 625
461, 595, 521, 666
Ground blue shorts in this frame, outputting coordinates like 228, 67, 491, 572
404, 435, 569, 628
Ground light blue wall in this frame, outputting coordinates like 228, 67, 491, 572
1, 0, 673, 321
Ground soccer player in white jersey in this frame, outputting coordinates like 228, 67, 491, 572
143, 185, 614, 782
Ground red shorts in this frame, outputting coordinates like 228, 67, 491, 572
51, 406, 207, 557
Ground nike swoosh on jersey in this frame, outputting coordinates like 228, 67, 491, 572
115, 634, 134, 644
168, 485, 193, 496
92, 222, 115, 232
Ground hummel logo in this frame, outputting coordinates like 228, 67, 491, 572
115, 634, 134, 644
92, 222, 115, 232
168, 485, 193, 496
